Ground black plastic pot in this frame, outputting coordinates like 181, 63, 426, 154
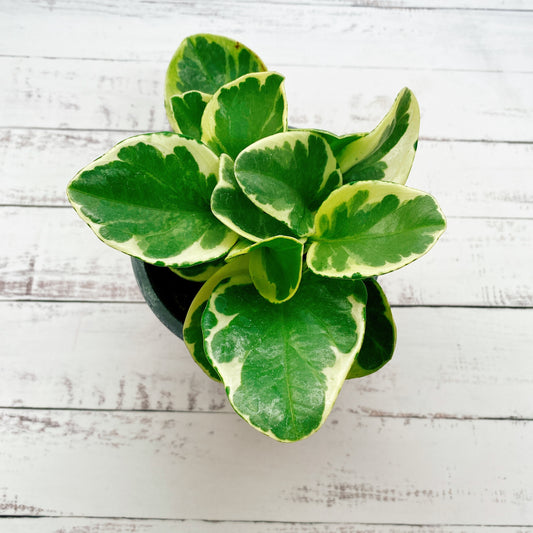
131, 258, 203, 339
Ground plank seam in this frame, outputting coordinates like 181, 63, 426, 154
1, 299, 531, 310
4, 207, 533, 223
212, 1, 533, 12
1, 54, 532, 75
43, 0, 533, 13
0, 515, 530, 527
1, 205, 532, 223
1, 126, 532, 145
1, 406, 531, 421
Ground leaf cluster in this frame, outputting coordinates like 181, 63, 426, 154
67, 34, 446, 442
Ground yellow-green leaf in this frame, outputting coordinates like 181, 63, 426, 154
337, 88, 420, 185
234, 131, 341, 237
347, 278, 396, 378
67, 132, 238, 267
201, 72, 288, 159
308, 180, 446, 278
202, 270, 367, 441
183, 256, 250, 381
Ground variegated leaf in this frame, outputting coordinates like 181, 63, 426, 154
67, 133, 238, 267
211, 154, 296, 242
249, 237, 303, 303
213, 233, 304, 303
307, 180, 446, 278
301, 128, 367, 161
165, 33, 266, 97
232, 236, 304, 303
201, 72, 288, 159
166, 90, 211, 141
226, 237, 255, 260
183, 256, 250, 381
337, 88, 420, 184
347, 278, 396, 378
234, 131, 342, 237
202, 270, 367, 442
170, 254, 227, 282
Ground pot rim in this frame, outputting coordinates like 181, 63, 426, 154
131, 257, 186, 339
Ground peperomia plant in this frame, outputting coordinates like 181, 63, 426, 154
67, 34, 446, 442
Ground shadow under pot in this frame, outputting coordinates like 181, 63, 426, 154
131, 257, 203, 340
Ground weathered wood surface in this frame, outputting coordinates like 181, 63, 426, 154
2, 129, 532, 220
2, 207, 531, 307
1, 1, 531, 72
2, 57, 532, 141
0, 409, 531, 523
3, 522, 530, 533
3, 521, 530, 533
1, 0, 532, 529
2, 302, 532, 419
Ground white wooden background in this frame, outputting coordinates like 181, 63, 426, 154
1, 0, 532, 531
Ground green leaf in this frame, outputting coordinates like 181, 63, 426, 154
226, 237, 255, 260
337, 88, 420, 184
300, 128, 367, 161
165, 33, 267, 97
166, 90, 210, 141
234, 131, 342, 237
307, 180, 446, 278
183, 256, 250, 381
202, 270, 367, 442
249, 236, 303, 303
243, 236, 304, 303
170, 254, 226, 282
214, 233, 304, 303
211, 154, 297, 242
347, 278, 396, 378
201, 72, 288, 159
67, 132, 238, 267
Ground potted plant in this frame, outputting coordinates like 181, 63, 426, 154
67, 34, 446, 442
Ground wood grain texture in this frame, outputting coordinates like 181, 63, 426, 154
1, 302, 532, 418
0, 129, 129, 207
2, 519, 532, 533
1, 2, 531, 71
2, 128, 532, 220
1, 57, 532, 142
0, 409, 531, 523
1, 0, 532, 528
1, 207, 530, 306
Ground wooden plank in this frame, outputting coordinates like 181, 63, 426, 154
1, 129, 532, 220
266, 0, 533, 7
238, 0, 533, 8
1, 302, 532, 419
0, 2, 530, 530
377, 216, 532, 307
219, 0, 533, 7
0, 409, 530, 523
1, 518, 531, 533
1, 2, 531, 71
0, 129, 129, 207
1, 207, 530, 307
412, 139, 533, 219
1, 57, 532, 142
